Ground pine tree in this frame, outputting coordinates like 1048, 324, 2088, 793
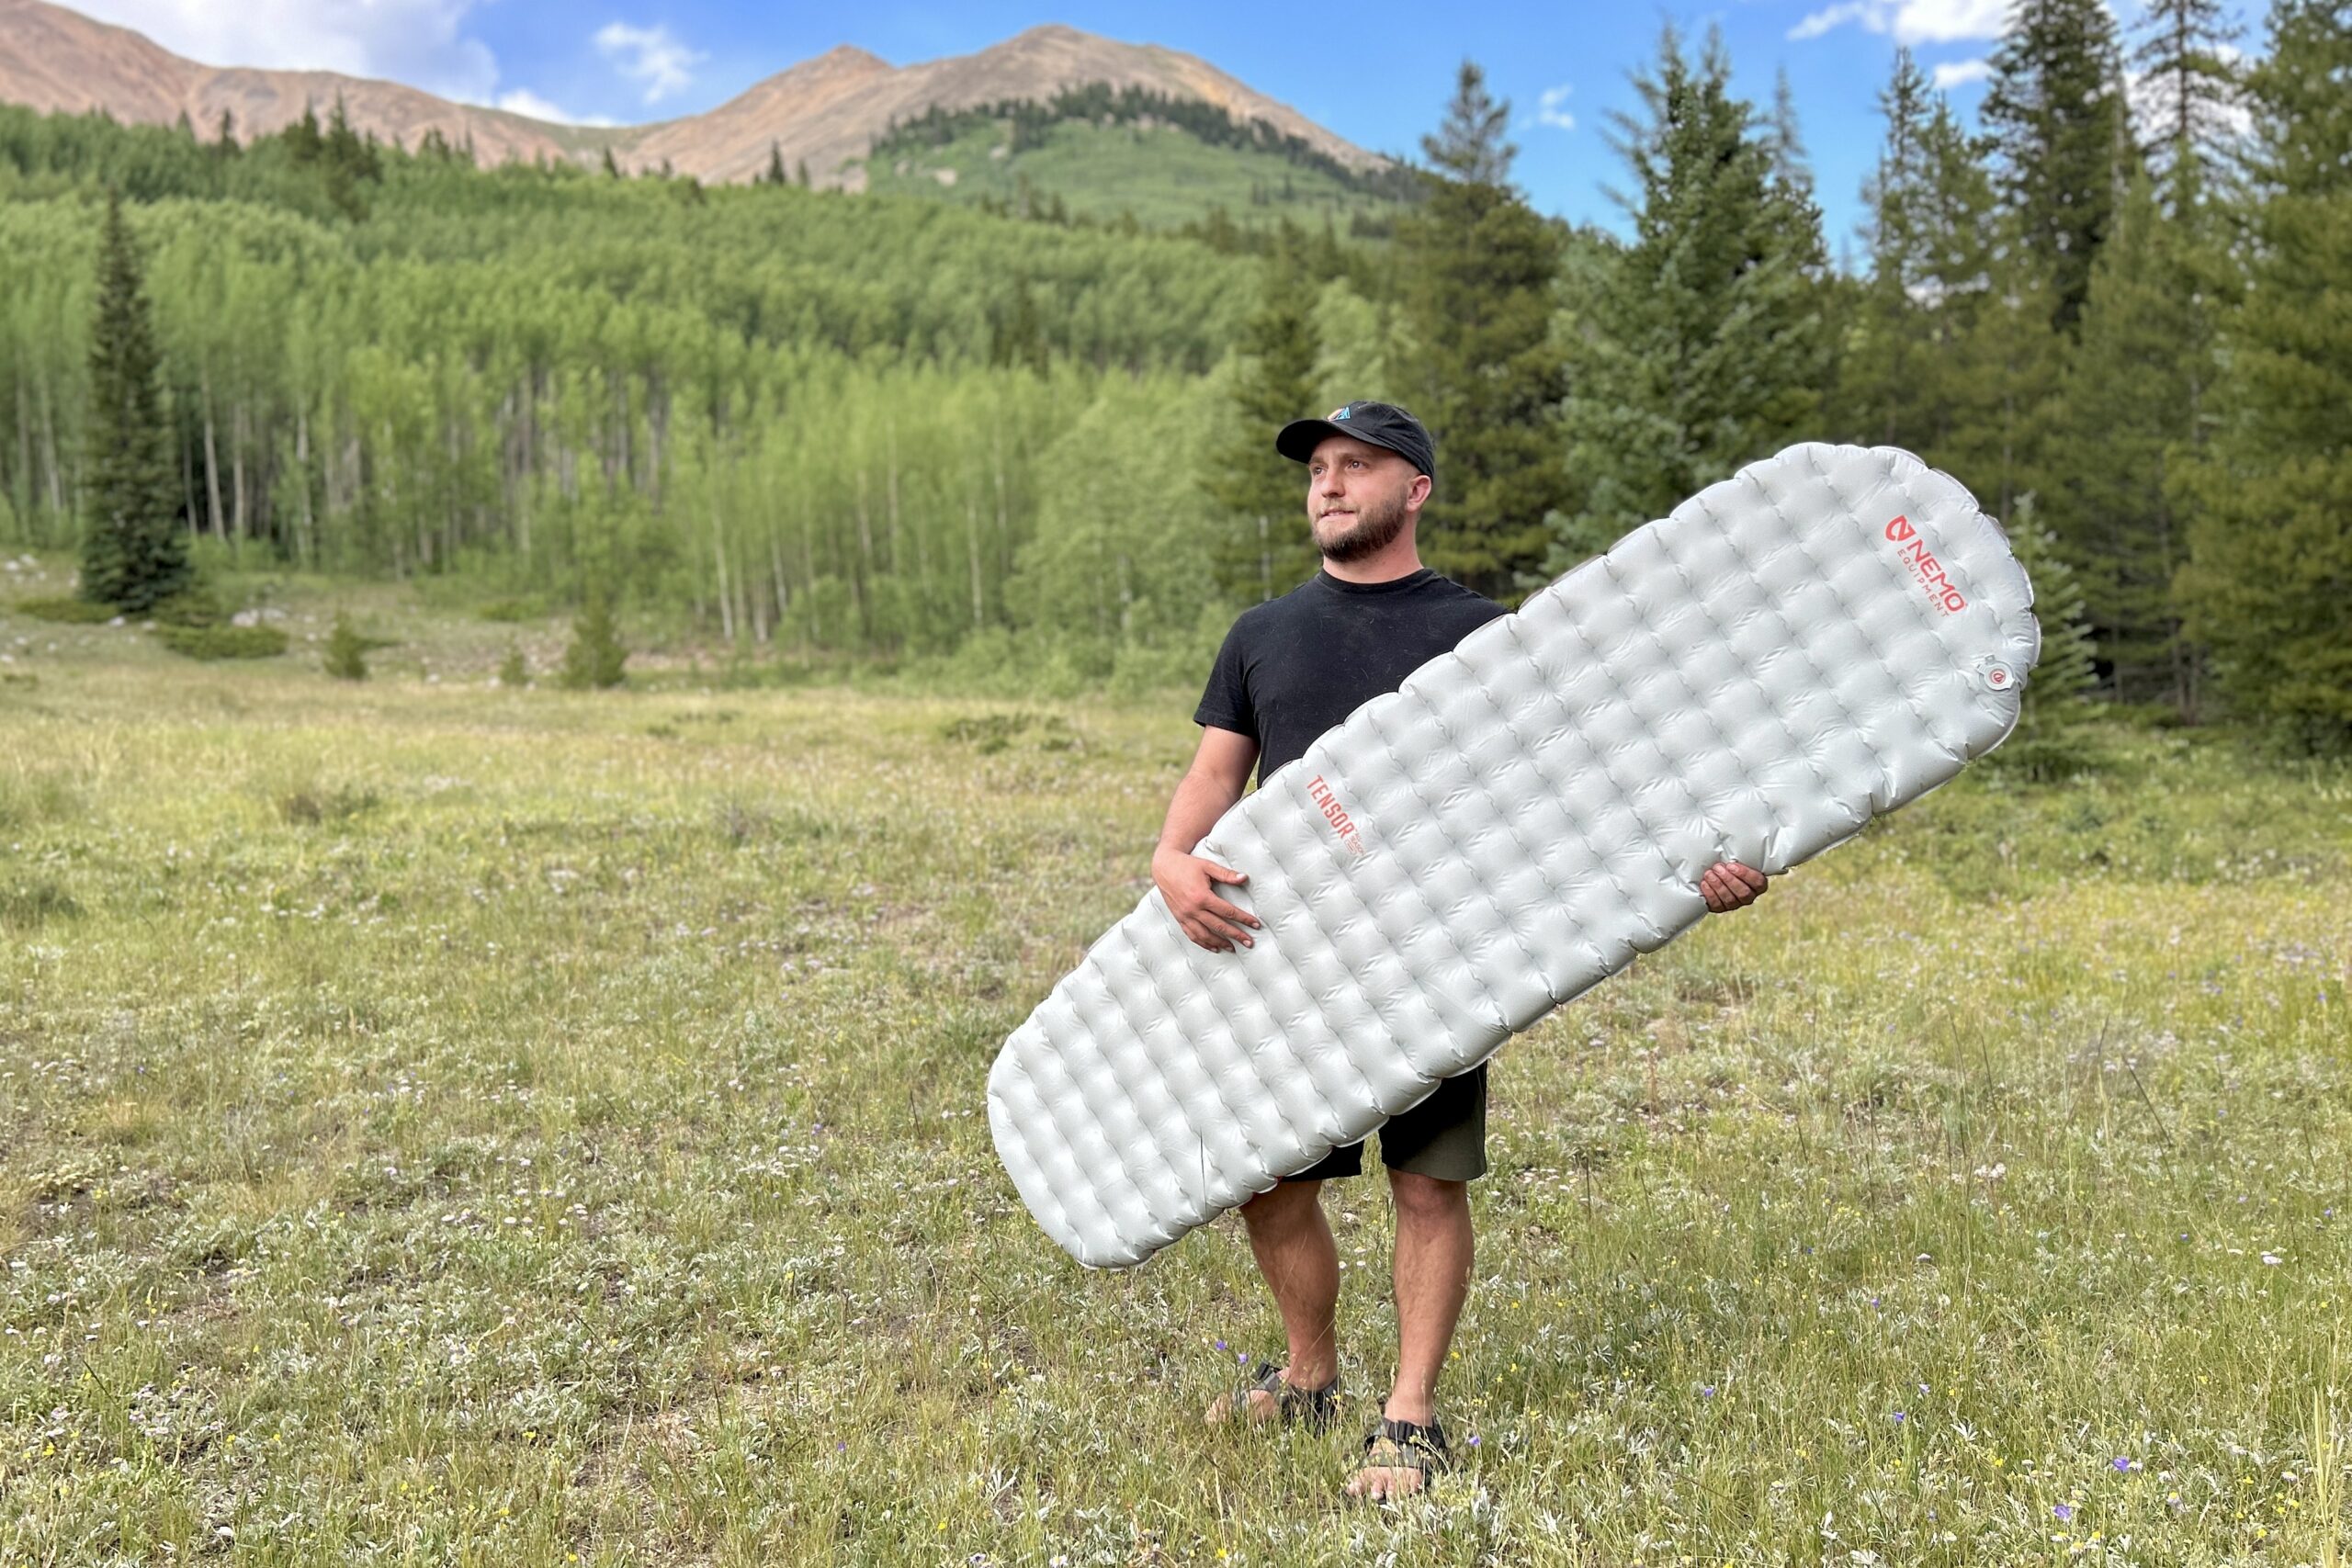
1203, 232, 1320, 602
323, 610, 368, 680
2050, 154, 2231, 714
1982, 0, 2132, 334
601, 146, 622, 179
2132, 0, 2244, 171
79, 192, 189, 614
2170, 0, 2352, 752
1840, 50, 1939, 449
764, 141, 787, 186
797, 159, 812, 189
1397, 61, 1567, 599
1992, 495, 2103, 779
214, 108, 238, 156
560, 588, 628, 690
285, 102, 322, 163
1549, 27, 1826, 574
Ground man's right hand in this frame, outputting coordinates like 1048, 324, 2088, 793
1153, 845, 1261, 953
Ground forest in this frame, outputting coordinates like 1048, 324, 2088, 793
3, 0, 2346, 750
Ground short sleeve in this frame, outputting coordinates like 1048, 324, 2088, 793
1193, 615, 1256, 740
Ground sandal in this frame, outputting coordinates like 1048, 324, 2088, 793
1223, 1360, 1340, 1434
1353, 1416, 1451, 1496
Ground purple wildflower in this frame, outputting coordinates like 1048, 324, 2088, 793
2113, 1457, 2132, 1472
2053, 1504, 2072, 1521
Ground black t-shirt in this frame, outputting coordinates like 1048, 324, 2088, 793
1194, 567, 1509, 786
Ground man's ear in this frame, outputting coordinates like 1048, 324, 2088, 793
1407, 473, 1433, 512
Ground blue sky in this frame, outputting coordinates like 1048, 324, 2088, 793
68, 0, 2267, 251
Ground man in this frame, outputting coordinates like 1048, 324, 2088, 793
1153, 400, 1770, 1501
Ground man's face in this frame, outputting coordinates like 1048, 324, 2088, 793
1306, 435, 1427, 564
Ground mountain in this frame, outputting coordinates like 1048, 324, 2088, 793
0, 2, 1387, 190
0, 0, 588, 166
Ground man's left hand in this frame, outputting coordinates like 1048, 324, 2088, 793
1700, 861, 1769, 913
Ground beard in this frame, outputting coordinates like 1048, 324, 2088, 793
1314, 491, 1412, 563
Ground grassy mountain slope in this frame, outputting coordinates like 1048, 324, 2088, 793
850, 115, 1406, 231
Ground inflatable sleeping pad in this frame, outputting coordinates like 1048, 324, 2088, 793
989, 443, 2040, 1268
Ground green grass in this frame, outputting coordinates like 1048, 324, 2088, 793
0, 574, 2347, 1564
853, 118, 1402, 231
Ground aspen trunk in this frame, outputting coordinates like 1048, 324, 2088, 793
36, 379, 63, 519
199, 377, 223, 538
767, 533, 787, 646
854, 466, 876, 644
967, 495, 985, 626
12, 380, 33, 528
294, 405, 315, 567
230, 400, 249, 553
710, 476, 734, 643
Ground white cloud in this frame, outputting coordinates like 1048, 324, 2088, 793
1931, 58, 1992, 88
493, 89, 616, 128
594, 21, 705, 106
1789, 0, 2014, 46
1537, 84, 1575, 132
65, 0, 500, 101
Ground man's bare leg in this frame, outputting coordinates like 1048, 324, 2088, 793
1348, 1170, 1471, 1498
1202, 1179, 1340, 1425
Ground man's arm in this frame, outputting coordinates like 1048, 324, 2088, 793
1152, 726, 1262, 952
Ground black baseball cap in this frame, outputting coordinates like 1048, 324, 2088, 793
1276, 400, 1437, 481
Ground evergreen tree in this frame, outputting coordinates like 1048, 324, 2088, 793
1992, 495, 2103, 779
2050, 154, 2231, 714
601, 146, 622, 179
1203, 232, 1320, 602
1549, 27, 1826, 574
323, 610, 368, 680
1840, 50, 1939, 449
2132, 0, 2244, 171
285, 102, 323, 163
78, 192, 189, 613
797, 159, 812, 189
1981, 0, 2132, 333
214, 108, 238, 156
764, 141, 787, 186
1397, 61, 1567, 599
560, 588, 628, 690
2171, 0, 2352, 752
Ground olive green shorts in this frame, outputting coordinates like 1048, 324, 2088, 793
1279, 1062, 1487, 1184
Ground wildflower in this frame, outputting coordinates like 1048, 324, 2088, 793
1700, 1385, 1716, 1398
1893, 1412, 1905, 1424
2053, 1505, 2072, 1521
2113, 1457, 2131, 1472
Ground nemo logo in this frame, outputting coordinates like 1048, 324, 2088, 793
1306, 773, 1367, 855
1882, 513, 1967, 614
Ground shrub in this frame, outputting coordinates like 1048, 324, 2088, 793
152, 586, 227, 628
13, 596, 114, 624
154, 624, 288, 660
323, 612, 368, 680
497, 639, 528, 687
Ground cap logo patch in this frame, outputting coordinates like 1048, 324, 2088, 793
1330, 406, 1351, 421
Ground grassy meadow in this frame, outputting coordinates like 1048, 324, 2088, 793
1, 563, 2348, 1565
